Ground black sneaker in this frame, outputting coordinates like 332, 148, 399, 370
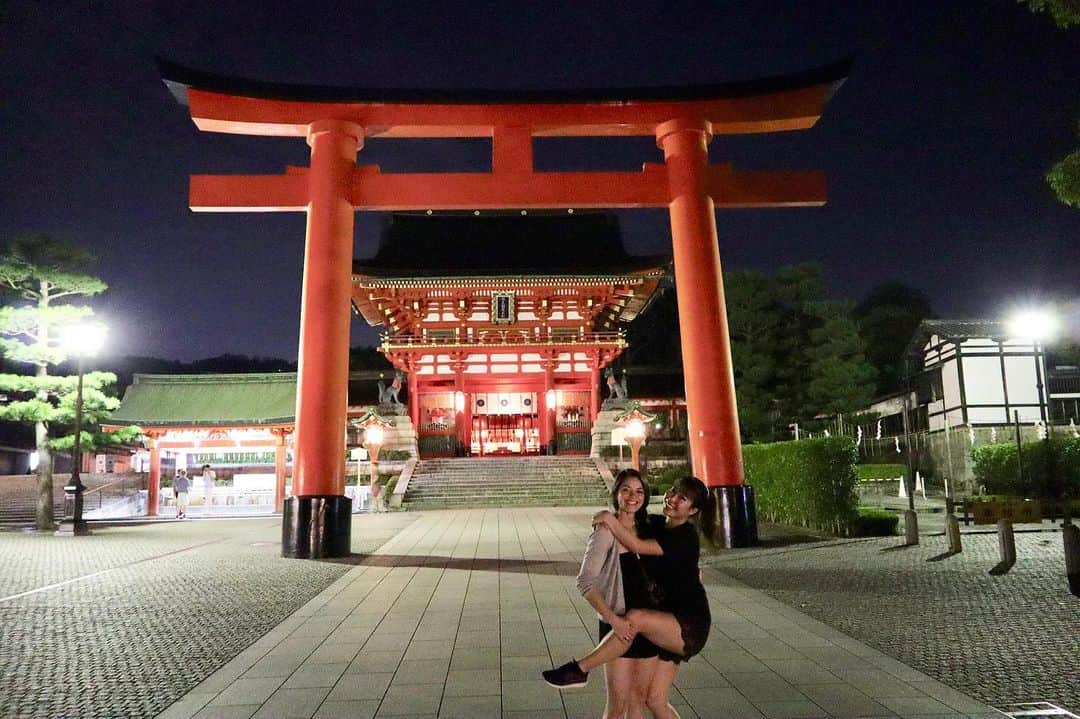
542, 660, 588, 689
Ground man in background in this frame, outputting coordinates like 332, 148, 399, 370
174, 469, 190, 519
201, 464, 216, 515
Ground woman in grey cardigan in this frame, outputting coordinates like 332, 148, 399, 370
572, 469, 659, 718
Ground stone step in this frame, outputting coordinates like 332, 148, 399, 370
404, 456, 607, 509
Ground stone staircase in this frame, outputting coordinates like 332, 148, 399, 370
0, 474, 140, 525
403, 456, 610, 509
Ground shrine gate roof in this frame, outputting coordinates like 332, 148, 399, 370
160, 58, 850, 108
353, 213, 669, 279
108, 373, 297, 428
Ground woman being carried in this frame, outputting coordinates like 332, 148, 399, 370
544, 476, 715, 719
575, 469, 660, 718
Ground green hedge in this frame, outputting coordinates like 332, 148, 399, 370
856, 463, 907, 481
972, 437, 1080, 499
853, 507, 899, 536
743, 437, 860, 535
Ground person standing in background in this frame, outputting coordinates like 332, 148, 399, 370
174, 469, 191, 519
201, 464, 216, 515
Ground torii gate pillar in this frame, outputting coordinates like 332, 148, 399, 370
281, 120, 362, 558
659, 120, 755, 545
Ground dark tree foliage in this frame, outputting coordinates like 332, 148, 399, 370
106, 354, 297, 391
1020, 0, 1080, 28
853, 283, 933, 396
1019, 1, 1080, 206
629, 263, 877, 442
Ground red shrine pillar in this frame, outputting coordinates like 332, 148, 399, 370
589, 356, 600, 423
273, 428, 289, 513
146, 433, 161, 517
282, 119, 362, 559
658, 119, 756, 548
453, 363, 468, 455
541, 359, 555, 454
407, 367, 419, 429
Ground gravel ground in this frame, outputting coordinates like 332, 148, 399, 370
0, 515, 416, 719
709, 530, 1080, 714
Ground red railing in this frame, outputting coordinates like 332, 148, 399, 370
381, 330, 625, 349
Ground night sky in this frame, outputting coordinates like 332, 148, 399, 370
1, 1, 1077, 362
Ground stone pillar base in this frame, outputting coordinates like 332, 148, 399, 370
282, 495, 352, 559
708, 485, 758, 548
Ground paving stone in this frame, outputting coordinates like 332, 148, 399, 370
443, 667, 502, 696
436, 693, 501, 718
751, 699, 832, 719
251, 686, 331, 718
281, 662, 348, 689
311, 699, 379, 719
374, 681, 442, 715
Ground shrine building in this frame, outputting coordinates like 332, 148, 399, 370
351, 212, 668, 459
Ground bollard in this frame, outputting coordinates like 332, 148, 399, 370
989, 519, 1016, 575
903, 510, 919, 546
1064, 523, 1080, 597
946, 514, 962, 554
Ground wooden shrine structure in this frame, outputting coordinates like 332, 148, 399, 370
353, 212, 666, 458
161, 59, 848, 554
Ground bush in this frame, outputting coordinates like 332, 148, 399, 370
856, 464, 907, 481
646, 463, 690, 500
379, 449, 413, 462
852, 507, 899, 536
972, 437, 1080, 499
743, 438, 860, 535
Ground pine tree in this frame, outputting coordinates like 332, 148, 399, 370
0, 235, 137, 529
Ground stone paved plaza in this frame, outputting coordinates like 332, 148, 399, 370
2, 508, 1071, 718
711, 531, 1080, 714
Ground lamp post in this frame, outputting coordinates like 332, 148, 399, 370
56, 322, 106, 537
625, 419, 646, 472
356, 411, 392, 512
615, 403, 657, 474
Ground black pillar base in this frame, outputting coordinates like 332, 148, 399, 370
54, 519, 90, 536
282, 495, 352, 559
708, 485, 758, 549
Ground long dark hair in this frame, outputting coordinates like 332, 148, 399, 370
611, 468, 651, 537
672, 476, 718, 548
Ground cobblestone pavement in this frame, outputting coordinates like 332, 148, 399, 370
709, 531, 1080, 713
0, 515, 417, 719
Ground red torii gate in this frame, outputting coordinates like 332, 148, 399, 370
161, 61, 848, 556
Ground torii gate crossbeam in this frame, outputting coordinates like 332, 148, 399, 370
161, 60, 849, 556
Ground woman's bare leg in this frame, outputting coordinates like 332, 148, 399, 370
578, 610, 686, 672
604, 657, 635, 719
646, 660, 681, 719
627, 656, 658, 719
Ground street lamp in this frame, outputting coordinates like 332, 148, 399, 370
1006, 308, 1057, 423
56, 321, 106, 537
356, 411, 392, 512
625, 418, 646, 472
615, 403, 657, 473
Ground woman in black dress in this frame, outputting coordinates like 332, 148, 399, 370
544, 477, 715, 719
574, 469, 660, 718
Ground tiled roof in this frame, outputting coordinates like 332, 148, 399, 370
353, 213, 669, 278
917, 319, 1006, 339
107, 373, 297, 427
